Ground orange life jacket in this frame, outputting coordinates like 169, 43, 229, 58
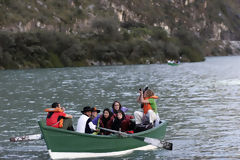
44, 108, 64, 128
44, 108, 63, 112
143, 96, 158, 114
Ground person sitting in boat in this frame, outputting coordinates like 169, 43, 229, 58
45, 102, 74, 131
112, 101, 128, 115
99, 108, 115, 135
167, 59, 177, 64
112, 101, 135, 129
111, 110, 134, 134
91, 107, 101, 125
134, 88, 160, 129
76, 106, 99, 134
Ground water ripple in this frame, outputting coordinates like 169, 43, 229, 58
1, 56, 240, 159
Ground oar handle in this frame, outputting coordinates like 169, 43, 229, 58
98, 127, 173, 150
98, 127, 127, 136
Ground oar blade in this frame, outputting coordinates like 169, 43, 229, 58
162, 141, 173, 150
144, 137, 161, 147
10, 134, 42, 142
144, 137, 173, 150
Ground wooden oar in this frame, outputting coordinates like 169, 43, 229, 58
10, 134, 42, 142
99, 127, 173, 150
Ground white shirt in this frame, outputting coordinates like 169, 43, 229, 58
76, 114, 96, 133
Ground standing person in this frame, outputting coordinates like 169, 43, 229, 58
99, 108, 114, 135
45, 102, 74, 131
134, 88, 159, 127
112, 101, 128, 115
76, 106, 98, 134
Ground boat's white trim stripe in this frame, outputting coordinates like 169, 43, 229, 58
49, 145, 157, 159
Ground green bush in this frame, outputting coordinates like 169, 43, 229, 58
150, 27, 168, 41
36, 31, 76, 55
91, 17, 120, 42
180, 46, 205, 62
122, 30, 132, 41
128, 40, 154, 63
0, 51, 18, 69
60, 43, 87, 66
15, 32, 39, 47
49, 53, 64, 68
150, 40, 165, 61
175, 28, 198, 46
130, 27, 151, 39
36, 31, 59, 53
164, 42, 179, 59
0, 32, 15, 51
120, 21, 146, 29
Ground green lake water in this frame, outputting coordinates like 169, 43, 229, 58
1, 56, 240, 159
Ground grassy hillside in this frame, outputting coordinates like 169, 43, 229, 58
0, 0, 239, 69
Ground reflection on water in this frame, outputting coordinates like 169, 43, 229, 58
1, 56, 240, 159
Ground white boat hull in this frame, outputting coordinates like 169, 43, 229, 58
49, 145, 157, 159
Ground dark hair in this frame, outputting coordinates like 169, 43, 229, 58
112, 101, 122, 114
101, 108, 113, 128
103, 108, 113, 117
111, 110, 125, 131
116, 110, 125, 120
52, 102, 59, 108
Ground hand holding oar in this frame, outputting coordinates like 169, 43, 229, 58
99, 127, 172, 150
10, 134, 42, 142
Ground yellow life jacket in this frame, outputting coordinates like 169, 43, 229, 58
92, 118, 101, 135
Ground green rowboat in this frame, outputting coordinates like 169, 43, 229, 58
168, 62, 179, 66
38, 120, 168, 159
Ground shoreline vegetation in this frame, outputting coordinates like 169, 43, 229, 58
1, 27, 233, 70
0, 0, 239, 70
0, 28, 207, 70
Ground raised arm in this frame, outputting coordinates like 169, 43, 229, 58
138, 90, 150, 104
137, 94, 141, 103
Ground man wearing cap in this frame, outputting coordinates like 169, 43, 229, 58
91, 107, 101, 125
76, 106, 98, 134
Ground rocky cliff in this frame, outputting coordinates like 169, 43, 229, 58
1, 0, 239, 40
0, 0, 240, 69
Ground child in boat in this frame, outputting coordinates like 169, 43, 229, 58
98, 108, 114, 135
111, 110, 134, 133
76, 106, 99, 134
45, 102, 74, 131
134, 88, 160, 128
